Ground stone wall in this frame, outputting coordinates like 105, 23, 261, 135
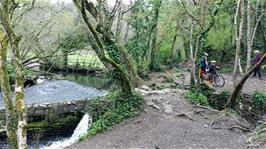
0, 98, 97, 133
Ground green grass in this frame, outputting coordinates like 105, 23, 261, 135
184, 91, 209, 106
67, 54, 104, 68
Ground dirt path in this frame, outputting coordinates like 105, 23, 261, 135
221, 74, 266, 94
68, 70, 266, 149
147, 70, 266, 94
68, 90, 255, 149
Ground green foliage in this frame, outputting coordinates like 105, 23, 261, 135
136, 60, 150, 79
207, 11, 233, 51
199, 83, 216, 98
106, 43, 121, 64
80, 91, 144, 141
209, 91, 230, 110
159, 44, 172, 64
59, 32, 88, 51
162, 75, 174, 83
251, 91, 266, 114
251, 123, 266, 143
149, 60, 162, 72
7, 64, 15, 79
7, 64, 32, 79
125, 37, 147, 62
184, 91, 209, 106
221, 66, 232, 73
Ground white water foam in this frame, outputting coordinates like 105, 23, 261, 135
40, 113, 92, 149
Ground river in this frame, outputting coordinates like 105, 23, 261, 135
0, 72, 109, 149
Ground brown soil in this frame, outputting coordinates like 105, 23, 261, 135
221, 74, 266, 94
147, 69, 266, 94
68, 70, 266, 149
68, 90, 257, 149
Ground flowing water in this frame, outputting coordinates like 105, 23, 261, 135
0, 73, 108, 148
39, 113, 92, 149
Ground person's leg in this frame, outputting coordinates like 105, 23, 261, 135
253, 67, 258, 77
258, 67, 262, 78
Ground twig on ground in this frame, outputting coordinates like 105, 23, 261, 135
193, 105, 220, 113
193, 109, 210, 119
176, 113, 195, 121
210, 113, 226, 126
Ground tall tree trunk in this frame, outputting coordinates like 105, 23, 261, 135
149, 0, 162, 70
0, 30, 18, 149
115, 1, 122, 41
123, 20, 130, 42
246, 0, 252, 71
14, 38, 27, 149
246, 0, 264, 71
87, 0, 143, 87
123, 0, 133, 43
189, 19, 196, 85
73, 0, 133, 94
63, 50, 68, 72
0, 4, 27, 148
170, 20, 179, 63
233, 0, 244, 86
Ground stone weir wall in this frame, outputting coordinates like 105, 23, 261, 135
0, 98, 98, 134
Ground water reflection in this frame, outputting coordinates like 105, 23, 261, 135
60, 72, 111, 89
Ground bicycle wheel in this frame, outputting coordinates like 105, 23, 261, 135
213, 74, 225, 87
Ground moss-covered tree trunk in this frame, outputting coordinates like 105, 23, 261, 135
0, 30, 18, 149
170, 20, 179, 64
149, 0, 162, 71
73, 0, 133, 95
14, 42, 27, 149
0, 3, 27, 148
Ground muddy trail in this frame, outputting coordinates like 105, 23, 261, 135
146, 70, 266, 94
68, 70, 266, 149
68, 89, 262, 149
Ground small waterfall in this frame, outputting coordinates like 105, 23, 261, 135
41, 113, 92, 149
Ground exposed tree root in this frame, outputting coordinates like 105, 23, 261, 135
228, 126, 251, 132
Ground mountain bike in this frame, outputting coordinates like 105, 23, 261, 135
199, 67, 225, 87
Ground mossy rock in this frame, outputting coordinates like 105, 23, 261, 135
27, 112, 82, 136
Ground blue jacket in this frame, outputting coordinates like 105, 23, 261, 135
200, 58, 208, 70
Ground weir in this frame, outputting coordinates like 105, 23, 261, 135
0, 80, 106, 136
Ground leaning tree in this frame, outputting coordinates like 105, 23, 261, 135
72, 0, 144, 95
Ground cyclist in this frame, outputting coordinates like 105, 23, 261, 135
200, 52, 209, 80
208, 60, 220, 82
